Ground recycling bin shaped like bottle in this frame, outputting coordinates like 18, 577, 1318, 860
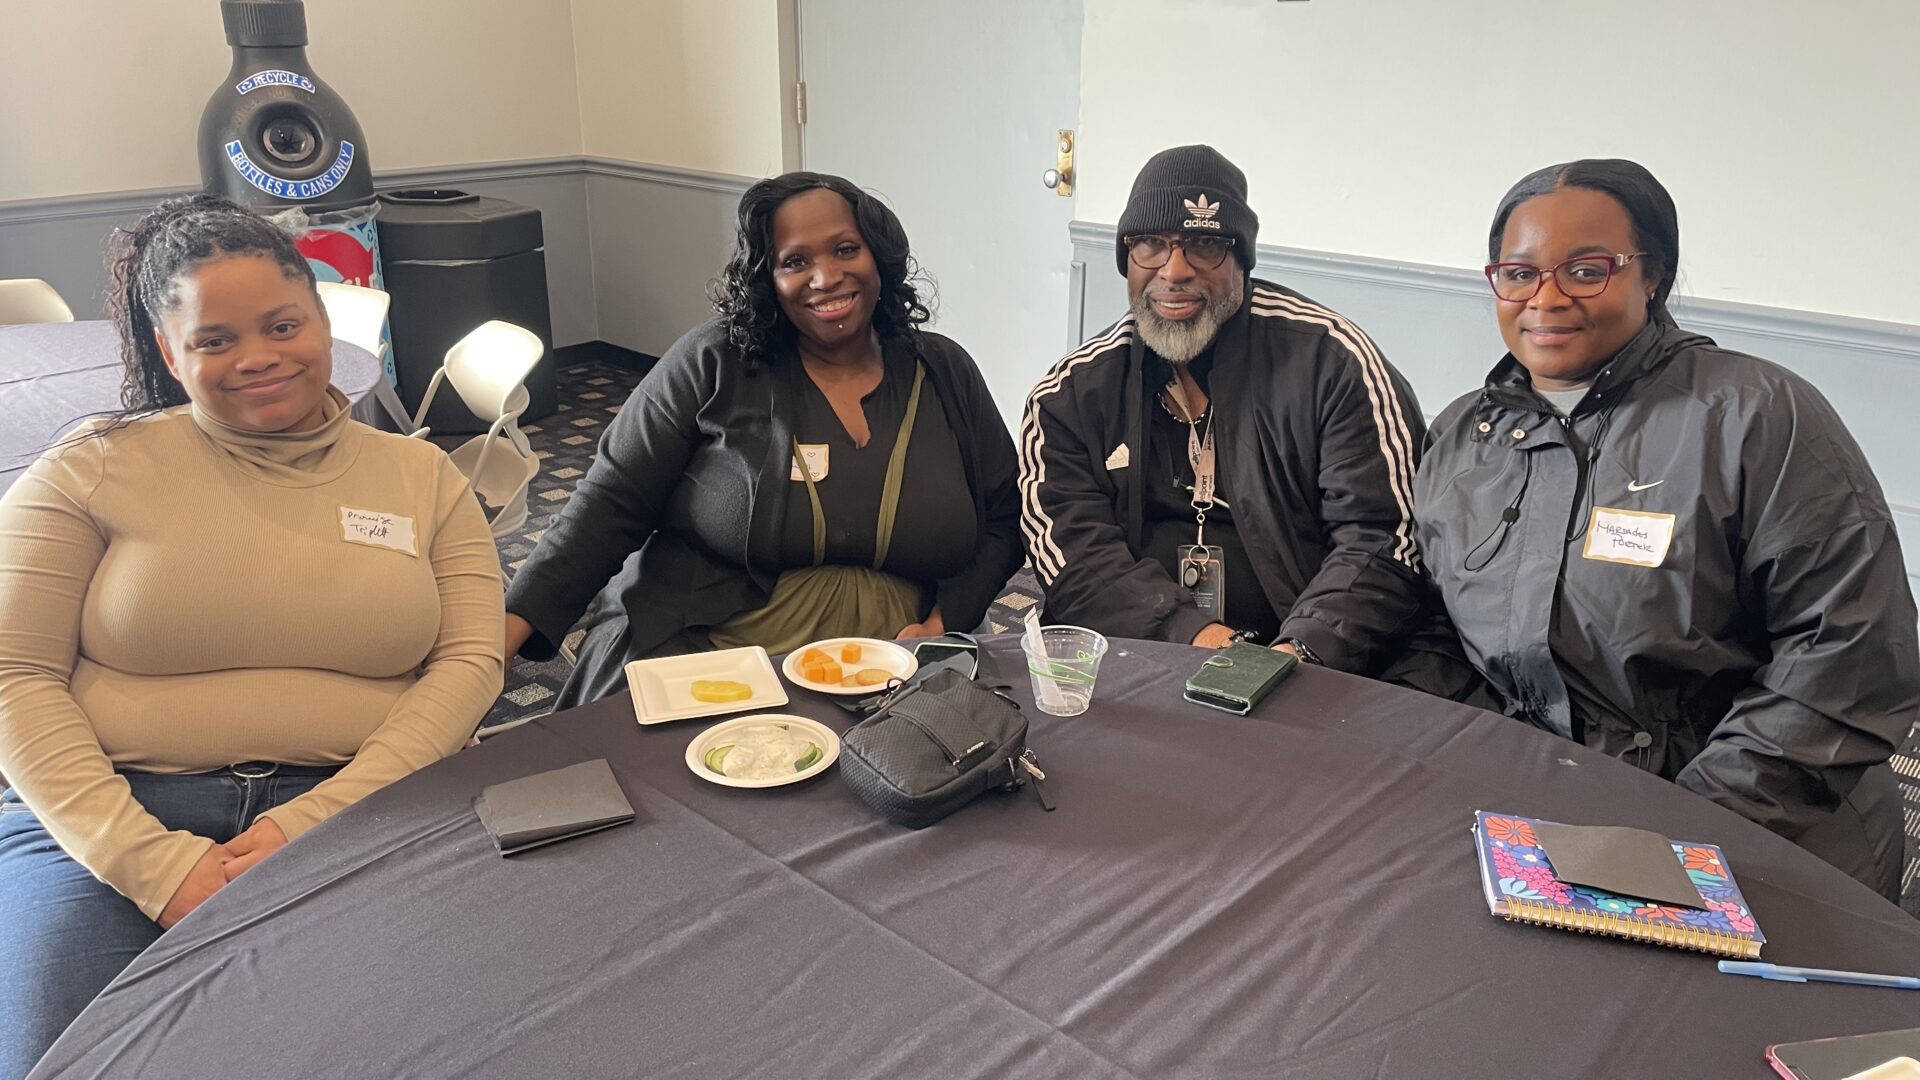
199, 0, 395, 382
198, 0, 373, 215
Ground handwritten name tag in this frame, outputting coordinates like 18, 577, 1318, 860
339, 506, 418, 556
790, 444, 830, 482
1582, 506, 1675, 568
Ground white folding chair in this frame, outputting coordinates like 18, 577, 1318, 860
408, 320, 544, 539
314, 281, 410, 429
0, 278, 76, 324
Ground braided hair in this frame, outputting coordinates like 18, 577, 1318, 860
706, 172, 934, 369
101, 193, 318, 422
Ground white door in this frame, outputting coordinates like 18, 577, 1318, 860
798, 0, 1084, 425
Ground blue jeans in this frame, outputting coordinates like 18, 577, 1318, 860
0, 764, 338, 1080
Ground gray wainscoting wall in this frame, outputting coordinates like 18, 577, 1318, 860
0, 158, 768, 361
1068, 221, 1920, 594
0, 158, 600, 347
579, 158, 753, 359
0, 155, 752, 356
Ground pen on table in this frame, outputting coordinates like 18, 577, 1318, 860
1718, 961, 1920, 990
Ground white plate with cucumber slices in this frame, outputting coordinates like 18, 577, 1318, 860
686, 714, 841, 789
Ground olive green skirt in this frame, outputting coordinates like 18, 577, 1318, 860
707, 564, 922, 656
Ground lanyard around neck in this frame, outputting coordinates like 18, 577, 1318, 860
789, 361, 927, 569
1164, 373, 1216, 546
1165, 374, 1216, 508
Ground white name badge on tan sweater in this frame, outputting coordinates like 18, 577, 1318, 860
1582, 506, 1674, 567
790, 444, 830, 481
339, 506, 418, 555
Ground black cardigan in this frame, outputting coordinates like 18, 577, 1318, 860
506, 319, 1023, 706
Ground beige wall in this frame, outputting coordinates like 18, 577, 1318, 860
1078, 0, 1920, 325
570, 0, 786, 177
0, 0, 789, 200
0, 0, 584, 202
13, 0, 1914, 326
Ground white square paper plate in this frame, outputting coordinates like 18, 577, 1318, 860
624, 646, 789, 725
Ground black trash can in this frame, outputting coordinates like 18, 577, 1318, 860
377, 189, 557, 435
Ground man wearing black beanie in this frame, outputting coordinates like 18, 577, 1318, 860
1018, 145, 1429, 673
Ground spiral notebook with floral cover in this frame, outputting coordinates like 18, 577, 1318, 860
1473, 810, 1765, 959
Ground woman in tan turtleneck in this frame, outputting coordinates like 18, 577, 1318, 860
0, 195, 503, 1078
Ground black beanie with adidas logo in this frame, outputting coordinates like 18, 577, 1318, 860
1114, 144, 1259, 276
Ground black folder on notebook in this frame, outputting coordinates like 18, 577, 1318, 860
474, 759, 635, 855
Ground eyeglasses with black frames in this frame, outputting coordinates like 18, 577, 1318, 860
1124, 234, 1237, 272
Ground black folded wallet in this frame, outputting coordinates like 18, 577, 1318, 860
474, 758, 635, 856
1184, 641, 1299, 715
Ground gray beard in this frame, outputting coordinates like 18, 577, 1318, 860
1130, 272, 1245, 363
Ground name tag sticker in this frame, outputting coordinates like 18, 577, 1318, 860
1583, 506, 1675, 568
790, 444, 830, 482
339, 507, 417, 556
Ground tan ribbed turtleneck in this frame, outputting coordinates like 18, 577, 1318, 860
188, 387, 362, 483
0, 393, 503, 919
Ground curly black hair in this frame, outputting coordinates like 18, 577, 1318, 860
102, 192, 318, 418
707, 172, 934, 367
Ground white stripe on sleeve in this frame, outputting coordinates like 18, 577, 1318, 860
1249, 287, 1421, 567
1017, 318, 1135, 582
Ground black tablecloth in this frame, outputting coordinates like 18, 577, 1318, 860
0, 321, 383, 495
31, 638, 1920, 1079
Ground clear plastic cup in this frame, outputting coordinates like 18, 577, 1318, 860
1022, 625, 1109, 716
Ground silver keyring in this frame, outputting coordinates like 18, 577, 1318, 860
229, 762, 279, 780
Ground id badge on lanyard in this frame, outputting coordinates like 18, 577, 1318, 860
1169, 379, 1225, 620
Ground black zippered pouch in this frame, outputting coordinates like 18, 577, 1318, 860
839, 667, 1048, 827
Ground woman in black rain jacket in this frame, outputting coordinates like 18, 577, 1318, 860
1415, 159, 1916, 899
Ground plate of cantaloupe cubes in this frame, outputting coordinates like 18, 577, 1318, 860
781, 637, 919, 696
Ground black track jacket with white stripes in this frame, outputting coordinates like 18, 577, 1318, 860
1019, 280, 1428, 674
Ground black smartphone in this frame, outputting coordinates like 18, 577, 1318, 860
912, 638, 980, 680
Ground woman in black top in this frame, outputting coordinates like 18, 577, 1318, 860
504, 173, 1022, 706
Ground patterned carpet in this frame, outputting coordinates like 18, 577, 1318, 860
491, 358, 1920, 914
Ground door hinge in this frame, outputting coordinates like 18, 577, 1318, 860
795, 81, 808, 125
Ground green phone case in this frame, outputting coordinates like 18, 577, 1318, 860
1183, 641, 1299, 715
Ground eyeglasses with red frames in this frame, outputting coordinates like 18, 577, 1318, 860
1484, 252, 1645, 302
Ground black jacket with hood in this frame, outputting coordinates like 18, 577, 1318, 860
1415, 316, 1918, 896
1018, 280, 1429, 674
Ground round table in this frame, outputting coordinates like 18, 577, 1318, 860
0, 321, 383, 495
29, 639, 1920, 1079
